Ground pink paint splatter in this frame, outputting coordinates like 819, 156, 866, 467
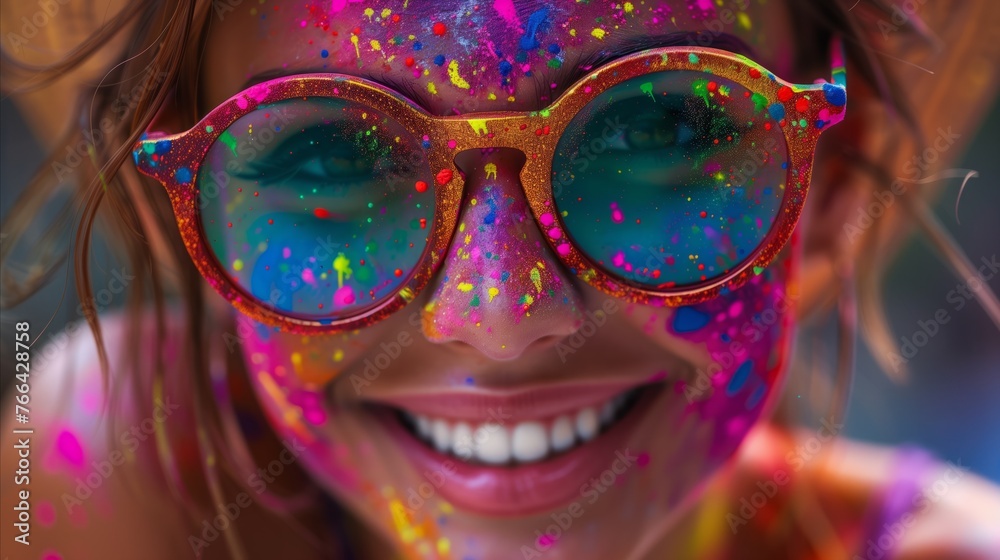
539, 212, 555, 226
301, 268, 316, 286
611, 251, 626, 268
55, 430, 85, 468
610, 202, 624, 223
493, 0, 521, 27
334, 285, 356, 306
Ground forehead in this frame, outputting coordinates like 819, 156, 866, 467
204, 0, 794, 114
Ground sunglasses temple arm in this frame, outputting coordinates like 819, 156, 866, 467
830, 36, 847, 89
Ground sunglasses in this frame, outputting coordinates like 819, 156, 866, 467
134, 45, 847, 334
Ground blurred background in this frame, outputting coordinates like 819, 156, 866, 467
2, 95, 999, 483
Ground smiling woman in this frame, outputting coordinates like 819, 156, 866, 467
1, 1, 999, 559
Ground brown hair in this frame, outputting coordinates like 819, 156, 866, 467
1, 1, 997, 557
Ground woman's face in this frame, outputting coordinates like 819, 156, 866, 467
202, 1, 801, 557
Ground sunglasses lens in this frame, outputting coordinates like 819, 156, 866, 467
552, 70, 788, 289
197, 97, 434, 320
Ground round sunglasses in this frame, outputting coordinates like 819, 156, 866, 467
133, 46, 847, 334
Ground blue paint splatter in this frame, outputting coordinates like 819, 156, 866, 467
320, 49, 329, 58
672, 306, 710, 333
746, 383, 766, 409
726, 360, 754, 395
768, 103, 785, 121
413, 41, 423, 51
175, 167, 192, 183
498, 60, 513, 76
483, 199, 497, 225
155, 139, 172, 153
519, 7, 550, 51
823, 83, 846, 106
547, 43, 560, 54
434, 54, 446, 66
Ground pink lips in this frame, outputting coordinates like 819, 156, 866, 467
371, 382, 656, 516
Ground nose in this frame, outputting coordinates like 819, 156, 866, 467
420, 149, 584, 361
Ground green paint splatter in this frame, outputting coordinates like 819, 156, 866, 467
639, 82, 654, 99
753, 266, 765, 276
692, 79, 710, 106
470, 294, 481, 307
220, 130, 238, 155
751, 92, 768, 113
688, 53, 700, 64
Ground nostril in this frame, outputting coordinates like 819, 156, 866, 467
524, 334, 567, 353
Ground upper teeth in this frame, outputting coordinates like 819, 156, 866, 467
402, 390, 635, 465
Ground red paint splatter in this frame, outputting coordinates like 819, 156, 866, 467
314, 208, 331, 219
435, 168, 453, 185
415, 180, 428, 192
748, 67, 761, 79
433, 22, 447, 36
777, 86, 793, 102
795, 97, 809, 112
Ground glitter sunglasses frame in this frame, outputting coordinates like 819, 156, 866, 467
133, 45, 847, 334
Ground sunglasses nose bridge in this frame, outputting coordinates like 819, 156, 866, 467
452, 148, 527, 178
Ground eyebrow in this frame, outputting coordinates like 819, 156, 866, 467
240, 32, 757, 112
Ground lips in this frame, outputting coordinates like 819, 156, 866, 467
367, 381, 660, 516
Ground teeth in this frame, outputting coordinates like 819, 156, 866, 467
401, 389, 640, 465
474, 423, 510, 464
512, 422, 548, 462
550, 415, 575, 453
432, 419, 451, 452
575, 407, 599, 441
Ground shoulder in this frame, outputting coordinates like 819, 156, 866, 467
729, 425, 1000, 560
1, 311, 195, 558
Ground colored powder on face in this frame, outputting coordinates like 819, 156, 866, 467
493, 0, 520, 26
529, 267, 542, 292
447, 60, 471, 89
427, 82, 438, 95
487, 287, 500, 302
457, 282, 474, 292
56, 430, 85, 467
624, 2, 635, 14
370, 40, 382, 51
350, 35, 360, 57
519, 7, 550, 51
672, 306, 710, 333
591, 28, 607, 40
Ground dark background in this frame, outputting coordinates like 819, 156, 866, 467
2, 96, 998, 483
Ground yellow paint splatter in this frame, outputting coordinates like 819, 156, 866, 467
363, 7, 374, 20
570, 29, 577, 37
487, 287, 500, 302
591, 28, 607, 40
232, 259, 244, 271
370, 39, 382, 51
530, 267, 542, 293
333, 349, 344, 362
457, 282, 474, 292
350, 35, 360, 58
333, 253, 353, 287
447, 60, 470, 89
484, 163, 497, 179
437, 538, 451, 555
380, 8, 392, 18
427, 82, 438, 95
624, 2, 634, 13
468, 118, 489, 135
737, 12, 751, 30
464, 234, 472, 244
488, 92, 497, 100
